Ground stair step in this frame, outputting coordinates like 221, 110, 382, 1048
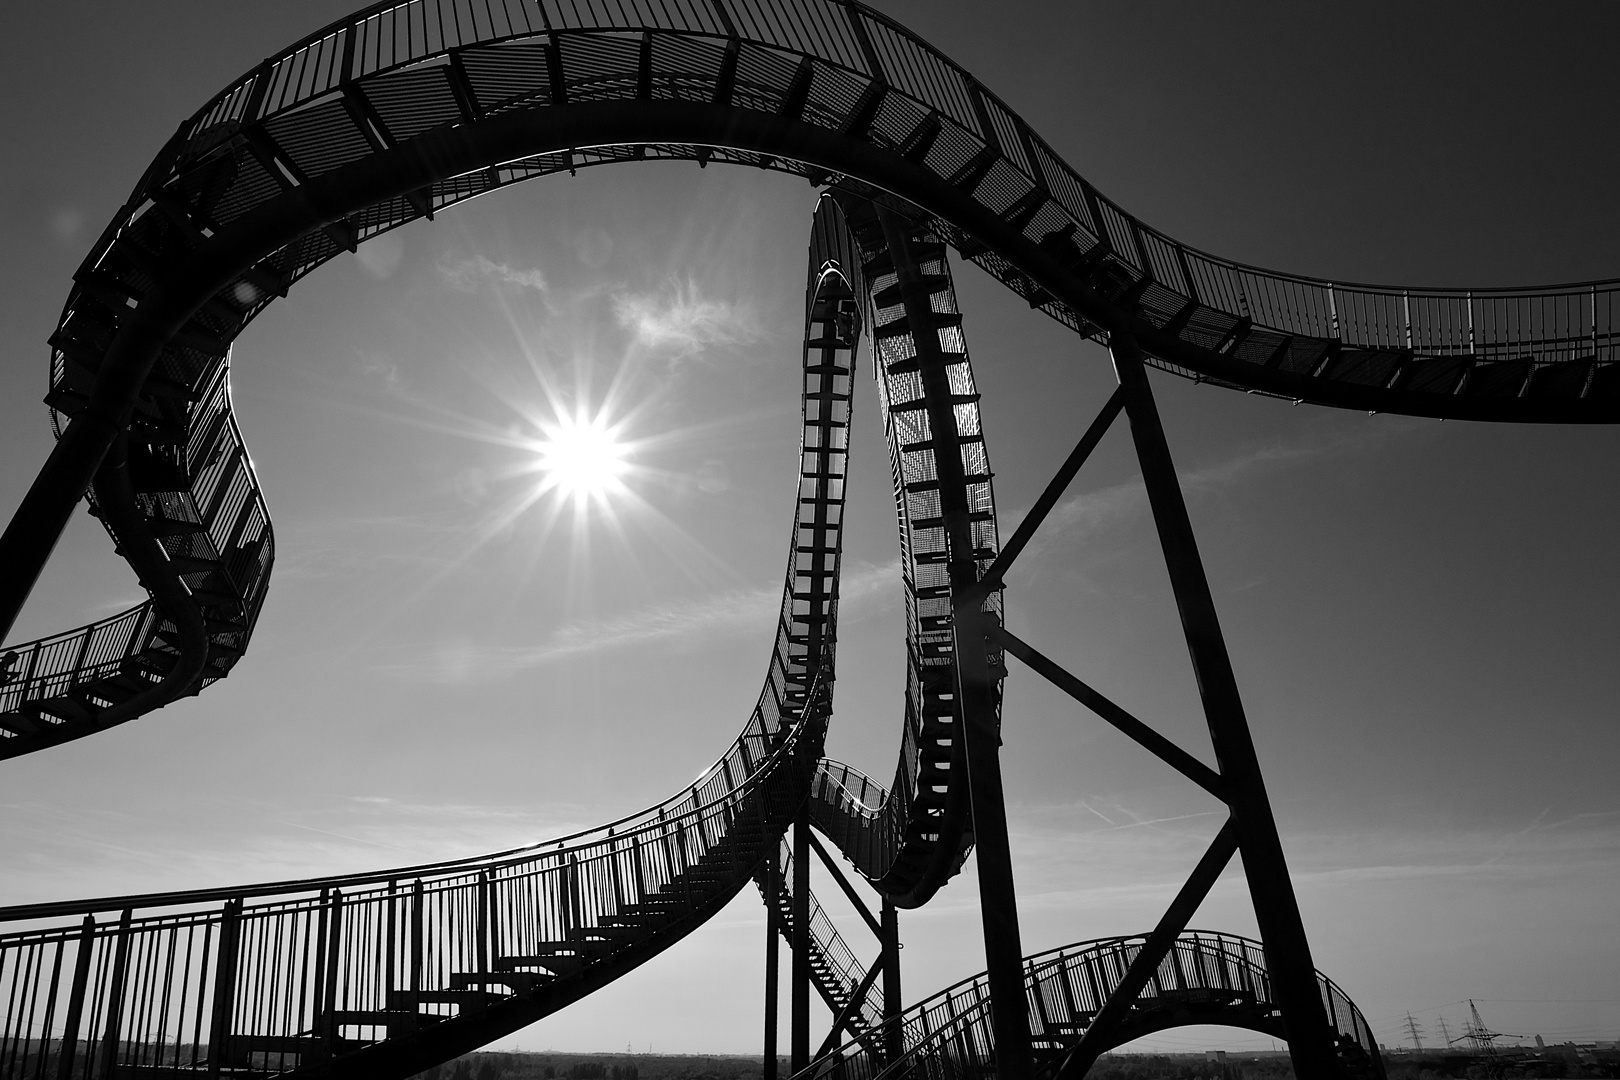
230, 1034, 324, 1054
33, 698, 91, 722
0, 712, 41, 736
497, 951, 591, 973
330, 1009, 416, 1029
600, 912, 670, 927
570, 924, 643, 940
388, 988, 500, 1010
451, 970, 553, 992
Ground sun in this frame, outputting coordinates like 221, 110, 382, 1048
527, 410, 631, 509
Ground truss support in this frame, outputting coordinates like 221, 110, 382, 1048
1110, 335, 1345, 1079
1051, 819, 1238, 1079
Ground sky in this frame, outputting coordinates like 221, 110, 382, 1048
2, 0, 1618, 1060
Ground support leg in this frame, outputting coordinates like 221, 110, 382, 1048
0, 413, 121, 644
764, 856, 780, 1080
873, 204, 1034, 1080
1110, 336, 1344, 1079
880, 900, 902, 1065
790, 811, 811, 1072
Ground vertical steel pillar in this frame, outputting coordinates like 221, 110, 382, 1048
873, 204, 1034, 1080
763, 856, 780, 1080
790, 813, 811, 1072
1110, 336, 1344, 1079
880, 899, 902, 1064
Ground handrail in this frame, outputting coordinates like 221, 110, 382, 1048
802, 930, 1383, 1080
106, 0, 1615, 372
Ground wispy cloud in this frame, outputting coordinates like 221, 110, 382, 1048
612, 279, 760, 358
439, 254, 549, 295
398, 560, 897, 684
1004, 420, 1416, 557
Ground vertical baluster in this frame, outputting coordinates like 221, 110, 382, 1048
631, 832, 647, 904
410, 881, 424, 999
476, 871, 490, 978
606, 832, 624, 913
385, 880, 398, 1002
29, 940, 63, 1080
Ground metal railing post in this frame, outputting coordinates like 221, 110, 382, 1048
95, 910, 134, 1080
206, 900, 240, 1079
410, 881, 424, 998
55, 916, 96, 1080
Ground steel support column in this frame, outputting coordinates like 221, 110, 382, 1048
880, 900, 902, 1064
1110, 335, 1345, 1079
790, 812, 811, 1072
874, 204, 1033, 1080
763, 856, 780, 1080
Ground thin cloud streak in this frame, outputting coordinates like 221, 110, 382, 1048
439, 254, 550, 295
399, 560, 899, 683
1000, 419, 1421, 560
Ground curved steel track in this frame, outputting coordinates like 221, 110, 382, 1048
4, 0, 1608, 1076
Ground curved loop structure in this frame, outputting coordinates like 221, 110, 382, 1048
0, 359, 271, 758
5, 0, 1616, 754
0, 181, 1004, 1079
796, 193, 1003, 908
804, 931, 1386, 1080
1, 2, 1601, 1077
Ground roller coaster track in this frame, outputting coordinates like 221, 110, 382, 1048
2, 0, 1611, 1077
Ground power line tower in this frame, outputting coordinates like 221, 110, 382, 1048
1437, 1016, 1454, 1048
1461, 999, 1518, 1055
1404, 1013, 1426, 1051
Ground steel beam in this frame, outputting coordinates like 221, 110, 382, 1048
791, 813, 811, 1072
763, 857, 780, 1080
880, 900, 902, 1064
873, 205, 1032, 1080
1110, 335, 1345, 1079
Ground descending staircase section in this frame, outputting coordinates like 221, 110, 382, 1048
0, 678, 825, 1080
803, 931, 1386, 1080
756, 839, 887, 1046
1, 357, 271, 758
0, 174, 874, 1080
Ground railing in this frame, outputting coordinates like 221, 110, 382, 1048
0, 605, 160, 721
0, 661, 825, 1080
123, 0, 1612, 386
803, 931, 1382, 1080
763, 838, 885, 1039
3, 354, 273, 752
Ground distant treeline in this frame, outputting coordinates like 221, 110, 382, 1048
1087, 1055, 1294, 1079
414, 1052, 782, 1080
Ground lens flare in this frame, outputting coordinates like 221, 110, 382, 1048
527, 411, 631, 510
